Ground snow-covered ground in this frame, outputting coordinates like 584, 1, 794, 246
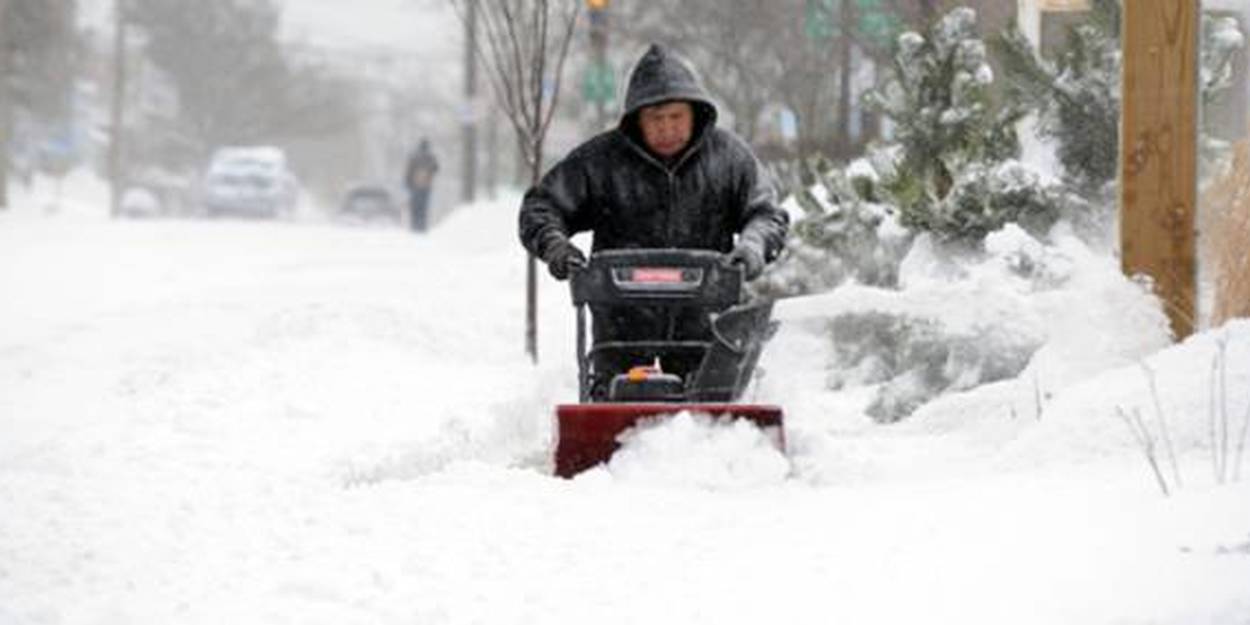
1, 174, 1248, 624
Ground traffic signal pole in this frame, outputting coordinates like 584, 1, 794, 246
589, 0, 608, 129
0, 0, 10, 210
585, 0, 612, 131
461, 0, 478, 204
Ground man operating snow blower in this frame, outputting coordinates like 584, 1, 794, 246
519, 43, 789, 389
518, 44, 790, 476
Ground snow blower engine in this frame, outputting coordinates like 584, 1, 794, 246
553, 249, 784, 477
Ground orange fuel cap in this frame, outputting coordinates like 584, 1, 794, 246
626, 366, 656, 382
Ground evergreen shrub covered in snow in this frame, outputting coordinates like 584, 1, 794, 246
752, 9, 1081, 421
992, 0, 1121, 198
822, 225, 1064, 422
862, 7, 1062, 245
826, 306, 1044, 424
762, 220, 1119, 424
760, 7, 1071, 297
754, 6, 1217, 423
758, 156, 912, 297
994, 0, 1245, 194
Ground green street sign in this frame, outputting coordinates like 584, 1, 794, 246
582, 62, 616, 104
804, 0, 837, 41
855, 0, 899, 47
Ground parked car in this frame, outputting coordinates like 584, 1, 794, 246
118, 186, 163, 218
339, 183, 402, 224
200, 146, 299, 219
118, 166, 198, 218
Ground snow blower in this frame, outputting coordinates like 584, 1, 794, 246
553, 249, 784, 478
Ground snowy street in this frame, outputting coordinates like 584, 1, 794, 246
1, 183, 1249, 624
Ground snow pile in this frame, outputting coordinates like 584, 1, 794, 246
758, 217, 1229, 489
1022, 231, 1174, 388
1001, 319, 1250, 471
766, 221, 1172, 426
2, 172, 1249, 625
599, 412, 790, 489
4, 170, 112, 220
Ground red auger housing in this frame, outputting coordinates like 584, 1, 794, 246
553, 249, 784, 477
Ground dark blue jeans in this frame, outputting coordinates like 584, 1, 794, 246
408, 188, 430, 232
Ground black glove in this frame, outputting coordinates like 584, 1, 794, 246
543, 239, 587, 281
724, 243, 765, 281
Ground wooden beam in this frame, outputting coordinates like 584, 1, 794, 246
1120, 0, 1199, 339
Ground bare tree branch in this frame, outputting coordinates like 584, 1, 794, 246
451, 0, 581, 173
500, 1, 536, 133
447, 0, 585, 360
539, 5, 580, 142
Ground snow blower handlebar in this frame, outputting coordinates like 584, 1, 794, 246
567, 249, 745, 402
567, 249, 743, 307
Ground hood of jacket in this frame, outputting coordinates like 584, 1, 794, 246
620, 44, 718, 151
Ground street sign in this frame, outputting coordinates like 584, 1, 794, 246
582, 61, 615, 104
855, 0, 900, 47
804, 0, 837, 41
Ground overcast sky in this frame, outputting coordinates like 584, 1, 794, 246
80, 0, 460, 61
279, 0, 459, 58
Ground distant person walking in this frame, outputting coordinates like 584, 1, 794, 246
404, 138, 439, 232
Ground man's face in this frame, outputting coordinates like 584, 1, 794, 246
638, 101, 695, 158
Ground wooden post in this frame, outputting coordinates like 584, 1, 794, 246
1120, 0, 1199, 340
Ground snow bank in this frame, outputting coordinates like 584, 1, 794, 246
758, 220, 1237, 489
3, 179, 1249, 625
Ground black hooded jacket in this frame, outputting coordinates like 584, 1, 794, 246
518, 44, 789, 346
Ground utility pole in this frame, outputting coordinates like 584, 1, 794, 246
0, 0, 12, 210
486, 105, 498, 200
834, 0, 853, 157
108, 0, 129, 218
461, 0, 477, 204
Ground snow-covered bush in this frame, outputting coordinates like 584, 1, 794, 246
994, 0, 1245, 194
817, 225, 1078, 422
764, 220, 1165, 425
912, 159, 1064, 243
1199, 15, 1248, 176
756, 7, 1208, 423
992, 0, 1120, 198
757, 156, 911, 297
861, 7, 1063, 246
761, 7, 1071, 299
1201, 15, 1246, 106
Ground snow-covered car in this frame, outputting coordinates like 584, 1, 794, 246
200, 146, 299, 219
120, 167, 198, 218
339, 184, 401, 224
118, 186, 163, 218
